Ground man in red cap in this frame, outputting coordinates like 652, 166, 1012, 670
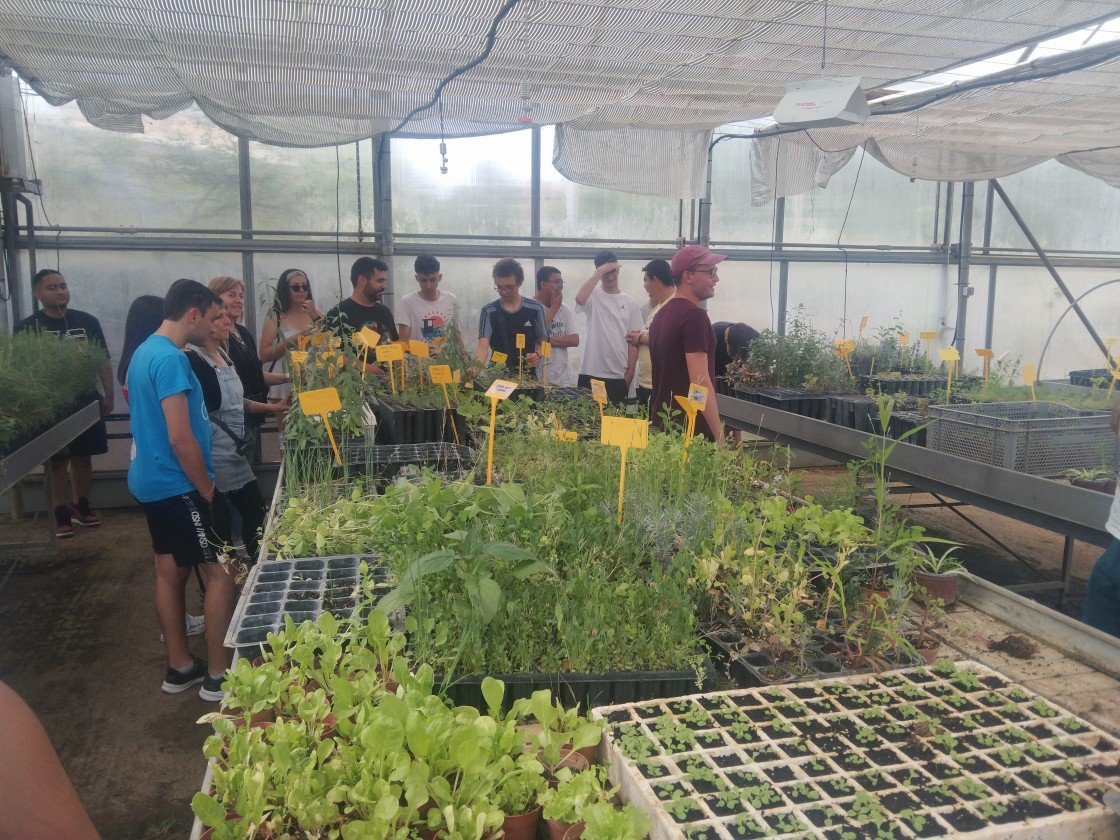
648, 244, 726, 442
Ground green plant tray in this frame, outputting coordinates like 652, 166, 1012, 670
435, 667, 709, 715
593, 661, 1120, 839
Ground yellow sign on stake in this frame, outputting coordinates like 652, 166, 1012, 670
601, 416, 649, 524
484, 380, 517, 484
353, 328, 381, 379
289, 350, 308, 390
375, 343, 404, 394
491, 351, 508, 366
590, 378, 608, 425
939, 347, 960, 399
427, 364, 461, 444
834, 339, 855, 376
408, 340, 430, 358
975, 348, 994, 389
1022, 362, 1038, 402
298, 387, 343, 466
857, 315, 869, 342
674, 382, 709, 460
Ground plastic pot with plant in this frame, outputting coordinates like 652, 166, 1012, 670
914, 545, 965, 606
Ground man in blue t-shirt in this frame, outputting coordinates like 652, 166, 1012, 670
127, 279, 234, 702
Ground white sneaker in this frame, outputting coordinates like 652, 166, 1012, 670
160, 614, 206, 642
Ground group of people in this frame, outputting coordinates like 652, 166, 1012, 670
15, 246, 760, 703
472, 244, 756, 442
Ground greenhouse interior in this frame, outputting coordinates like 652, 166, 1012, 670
3, 1, 1120, 838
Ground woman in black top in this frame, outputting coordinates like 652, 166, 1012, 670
208, 276, 290, 430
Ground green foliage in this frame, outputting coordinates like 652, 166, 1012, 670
0, 329, 107, 452
737, 308, 851, 392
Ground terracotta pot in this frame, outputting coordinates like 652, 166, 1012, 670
915, 644, 941, 665
546, 748, 590, 786
914, 571, 958, 606
229, 707, 276, 728
501, 805, 542, 840
562, 739, 598, 766
546, 818, 584, 840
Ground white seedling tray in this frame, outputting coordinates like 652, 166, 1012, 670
592, 661, 1120, 839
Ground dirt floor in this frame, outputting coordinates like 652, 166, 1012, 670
0, 465, 1107, 839
0, 508, 209, 840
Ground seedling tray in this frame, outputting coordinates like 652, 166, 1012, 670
436, 667, 707, 716
926, 401, 1117, 477
593, 660, 1120, 839
375, 398, 465, 444
225, 554, 390, 650
731, 387, 831, 420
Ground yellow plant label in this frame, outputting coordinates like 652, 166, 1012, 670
485, 380, 517, 400
687, 383, 708, 409
353, 327, 380, 349
833, 339, 854, 356
298, 387, 341, 416
409, 340, 430, 358
289, 350, 308, 367
491, 351, 508, 365
939, 347, 960, 362
590, 379, 608, 403
540, 341, 552, 359
919, 331, 938, 340
515, 333, 526, 350
601, 416, 649, 449
899, 331, 910, 346
1021, 363, 1038, 385
975, 348, 994, 359
859, 315, 869, 332
429, 364, 453, 384
375, 343, 404, 362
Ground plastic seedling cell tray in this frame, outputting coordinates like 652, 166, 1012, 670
592, 661, 1120, 839
225, 554, 387, 649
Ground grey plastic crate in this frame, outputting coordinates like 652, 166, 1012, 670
225, 554, 390, 649
926, 401, 1117, 477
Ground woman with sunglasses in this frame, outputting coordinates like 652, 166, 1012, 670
258, 268, 324, 406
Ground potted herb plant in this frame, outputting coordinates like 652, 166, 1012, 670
1065, 465, 1117, 495
914, 545, 965, 606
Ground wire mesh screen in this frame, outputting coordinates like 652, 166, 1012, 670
926, 401, 1117, 476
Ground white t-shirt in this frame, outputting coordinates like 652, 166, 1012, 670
536, 302, 576, 386
1107, 485, 1120, 540
397, 290, 459, 349
637, 298, 670, 390
575, 285, 643, 379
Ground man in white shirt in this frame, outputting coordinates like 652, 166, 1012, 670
396, 254, 460, 352
533, 265, 579, 386
573, 250, 643, 404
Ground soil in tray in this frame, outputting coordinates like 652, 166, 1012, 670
855, 770, 893, 792
1052, 761, 1091, 783
603, 709, 632, 724
926, 761, 963, 780
725, 817, 768, 839
652, 780, 689, 802
633, 703, 662, 719
837, 753, 870, 772
880, 791, 921, 814
727, 724, 761, 745
982, 773, 1021, 795
742, 706, 777, 724
790, 685, 824, 700
988, 798, 1061, 824
804, 806, 848, 831
741, 746, 780, 764
891, 767, 932, 789
865, 747, 904, 767
1018, 768, 1059, 789
942, 808, 985, 832
913, 785, 958, 808
702, 792, 749, 817
819, 778, 857, 799
801, 757, 837, 778
1088, 760, 1120, 778
1050, 790, 1093, 812
637, 760, 669, 779
682, 826, 720, 840
781, 782, 822, 806
1054, 741, 1093, 758
762, 813, 807, 835
762, 765, 796, 784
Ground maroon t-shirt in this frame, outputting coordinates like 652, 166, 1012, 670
648, 297, 717, 440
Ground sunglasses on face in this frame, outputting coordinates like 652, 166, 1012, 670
289, 283, 309, 292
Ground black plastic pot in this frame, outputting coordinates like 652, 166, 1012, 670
376, 398, 464, 444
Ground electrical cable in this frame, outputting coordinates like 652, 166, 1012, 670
390, 0, 522, 137
767, 136, 781, 330
835, 147, 865, 336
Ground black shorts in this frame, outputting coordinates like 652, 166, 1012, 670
50, 413, 108, 463
141, 491, 227, 568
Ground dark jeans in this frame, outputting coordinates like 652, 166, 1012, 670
1083, 538, 1120, 637
635, 386, 653, 416
226, 481, 266, 562
578, 374, 628, 404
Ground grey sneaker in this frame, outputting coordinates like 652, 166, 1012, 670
161, 656, 207, 694
199, 673, 226, 702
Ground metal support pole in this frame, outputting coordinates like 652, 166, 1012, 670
374, 134, 394, 300
1, 190, 22, 323
953, 182, 975, 356
982, 181, 998, 349
237, 137, 256, 337
775, 196, 789, 335
530, 126, 541, 273
941, 182, 955, 252
991, 179, 1109, 359
698, 144, 714, 246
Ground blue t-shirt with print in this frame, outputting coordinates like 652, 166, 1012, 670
126, 334, 214, 502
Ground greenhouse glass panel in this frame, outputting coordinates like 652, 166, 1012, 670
249, 142, 368, 234
539, 127, 682, 243
985, 160, 1120, 253
22, 93, 241, 230
391, 133, 532, 238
